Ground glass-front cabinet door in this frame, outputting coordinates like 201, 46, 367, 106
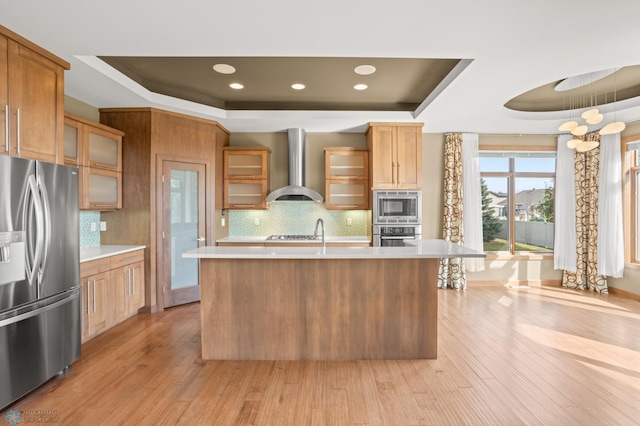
63, 113, 124, 210
324, 147, 369, 210
85, 127, 122, 172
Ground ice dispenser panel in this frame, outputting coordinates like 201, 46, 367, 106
0, 231, 26, 285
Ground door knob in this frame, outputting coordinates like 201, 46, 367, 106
196, 237, 206, 242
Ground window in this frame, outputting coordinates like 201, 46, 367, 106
479, 149, 556, 254
624, 137, 640, 264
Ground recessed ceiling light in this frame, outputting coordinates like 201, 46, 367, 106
291, 83, 306, 90
229, 83, 244, 90
213, 63, 236, 74
354, 84, 368, 91
354, 65, 376, 75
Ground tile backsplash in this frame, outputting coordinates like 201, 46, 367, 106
229, 202, 370, 237
79, 211, 100, 248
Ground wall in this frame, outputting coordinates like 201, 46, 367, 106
229, 202, 369, 237
229, 132, 366, 197
228, 132, 368, 237
421, 133, 445, 239
79, 211, 100, 247
64, 95, 99, 122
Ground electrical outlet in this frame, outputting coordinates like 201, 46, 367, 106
100, 221, 107, 231
254, 217, 260, 226
221, 217, 226, 227
346, 217, 352, 226
90, 222, 97, 232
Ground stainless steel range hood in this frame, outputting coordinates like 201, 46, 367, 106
265, 128, 323, 202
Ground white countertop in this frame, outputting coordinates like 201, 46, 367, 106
184, 239, 485, 260
80, 245, 146, 262
216, 236, 371, 244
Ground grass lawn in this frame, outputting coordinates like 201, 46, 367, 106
483, 238, 553, 253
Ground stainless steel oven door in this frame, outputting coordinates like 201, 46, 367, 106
378, 235, 416, 247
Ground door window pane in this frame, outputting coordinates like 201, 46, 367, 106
170, 170, 199, 289
514, 178, 554, 252
479, 157, 509, 172
515, 157, 556, 173
482, 177, 509, 252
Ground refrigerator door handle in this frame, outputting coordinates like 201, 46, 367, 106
0, 289, 80, 328
23, 175, 45, 288
36, 171, 52, 286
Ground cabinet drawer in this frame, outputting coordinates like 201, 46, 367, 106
80, 257, 111, 278
110, 249, 144, 269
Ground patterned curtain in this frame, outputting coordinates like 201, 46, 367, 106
562, 132, 608, 293
438, 133, 466, 289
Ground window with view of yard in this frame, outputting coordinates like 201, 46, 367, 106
479, 149, 556, 254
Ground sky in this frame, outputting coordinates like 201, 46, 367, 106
480, 157, 556, 194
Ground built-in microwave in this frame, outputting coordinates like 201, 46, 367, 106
373, 190, 422, 224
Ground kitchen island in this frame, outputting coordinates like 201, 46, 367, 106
183, 240, 484, 360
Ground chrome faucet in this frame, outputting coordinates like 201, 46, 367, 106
314, 218, 325, 249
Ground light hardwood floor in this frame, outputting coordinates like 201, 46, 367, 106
4, 285, 640, 425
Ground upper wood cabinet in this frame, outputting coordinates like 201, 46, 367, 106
324, 147, 369, 210
64, 113, 124, 210
223, 147, 270, 209
0, 26, 69, 163
64, 113, 123, 170
366, 122, 423, 190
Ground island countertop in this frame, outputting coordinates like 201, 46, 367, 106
183, 239, 485, 260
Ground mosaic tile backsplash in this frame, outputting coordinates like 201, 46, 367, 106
79, 211, 100, 248
229, 202, 370, 237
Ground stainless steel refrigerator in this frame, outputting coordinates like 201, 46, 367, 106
0, 156, 81, 409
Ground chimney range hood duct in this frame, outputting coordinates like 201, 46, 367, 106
265, 128, 324, 202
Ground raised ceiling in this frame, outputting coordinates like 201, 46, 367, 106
99, 56, 461, 111
505, 65, 640, 113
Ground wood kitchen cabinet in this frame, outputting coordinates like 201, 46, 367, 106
80, 248, 146, 343
80, 257, 111, 343
109, 250, 145, 326
366, 122, 423, 189
223, 146, 270, 209
324, 147, 369, 210
0, 26, 69, 163
64, 113, 124, 210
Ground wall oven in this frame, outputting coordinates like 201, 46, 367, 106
373, 190, 421, 224
373, 225, 422, 247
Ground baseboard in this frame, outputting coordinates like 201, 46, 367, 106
608, 286, 640, 302
138, 304, 160, 314
467, 279, 562, 288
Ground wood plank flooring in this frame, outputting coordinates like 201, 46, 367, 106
4, 285, 640, 425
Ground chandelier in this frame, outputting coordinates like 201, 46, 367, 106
557, 69, 626, 152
